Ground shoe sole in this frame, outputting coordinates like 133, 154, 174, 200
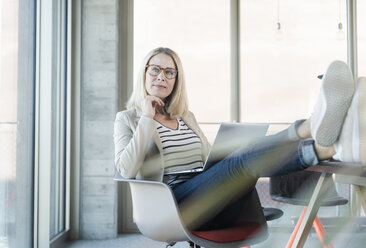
358, 78, 366, 165
311, 61, 354, 146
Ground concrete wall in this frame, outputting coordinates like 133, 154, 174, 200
80, 0, 118, 239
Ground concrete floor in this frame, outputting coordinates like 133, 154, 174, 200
63, 230, 366, 248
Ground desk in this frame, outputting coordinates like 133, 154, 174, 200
291, 162, 366, 248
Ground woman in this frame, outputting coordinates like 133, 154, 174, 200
114, 47, 356, 230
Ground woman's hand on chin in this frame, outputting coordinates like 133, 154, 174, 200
141, 96, 165, 119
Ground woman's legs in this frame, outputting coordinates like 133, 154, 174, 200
173, 117, 339, 231
173, 131, 316, 230
193, 191, 253, 231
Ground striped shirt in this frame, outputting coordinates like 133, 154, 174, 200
155, 118, 203, 187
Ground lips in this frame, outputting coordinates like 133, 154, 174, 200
153, 84, 166, 89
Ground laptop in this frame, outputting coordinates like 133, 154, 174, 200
164, 123, 269, 175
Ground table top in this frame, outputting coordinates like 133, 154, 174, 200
306, 161, 366, 177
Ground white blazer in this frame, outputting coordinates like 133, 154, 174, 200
114, 109, 211, 182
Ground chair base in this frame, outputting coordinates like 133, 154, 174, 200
263, 207, 284, 221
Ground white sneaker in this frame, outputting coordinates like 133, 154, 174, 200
310, 60, 355, 146
333, 77, 366, 165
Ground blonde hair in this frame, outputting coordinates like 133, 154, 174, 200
126, 47, 189, 118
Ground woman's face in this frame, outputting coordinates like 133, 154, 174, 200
145, 53, 177, 101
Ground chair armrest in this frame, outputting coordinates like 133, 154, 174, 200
114, 171, 166, 185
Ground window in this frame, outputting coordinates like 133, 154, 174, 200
358, 0, 366, 77
130, 0, 358, 230
134, 0, 231, 124
0, 1, 20, 247
240, 0, 350, 226
0, 0, 35, 247
240, 0, 348, 123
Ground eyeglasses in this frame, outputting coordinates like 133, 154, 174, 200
146, 64, 178, 79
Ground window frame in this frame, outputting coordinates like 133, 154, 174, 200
34, 0, 72, 246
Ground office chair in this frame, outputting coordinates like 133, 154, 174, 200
115, 173, 269, 248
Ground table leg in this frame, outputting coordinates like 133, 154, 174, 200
313, 216, 333, 248
291, 173, 333, 248
286, 207, 307, 248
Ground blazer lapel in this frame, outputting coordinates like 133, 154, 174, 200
182, 114, 204, 141
135, 110, 163, 154
152, 129, 163, 154
182, 113, 210, 162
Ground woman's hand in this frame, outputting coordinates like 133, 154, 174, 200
141, 96, 165, 118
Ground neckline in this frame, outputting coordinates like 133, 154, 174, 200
155, 118, 180, 131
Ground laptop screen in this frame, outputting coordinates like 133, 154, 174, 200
203, 123, 269, 171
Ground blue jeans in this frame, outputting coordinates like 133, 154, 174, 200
172, 128, 318, 230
